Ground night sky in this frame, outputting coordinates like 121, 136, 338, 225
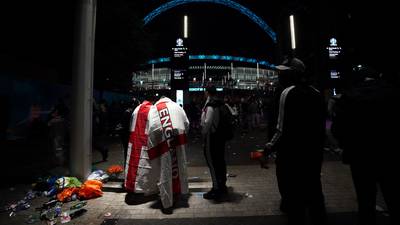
142, 0, 281, 61
1, 0, 397, 84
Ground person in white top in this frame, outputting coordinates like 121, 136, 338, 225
201, 86, 228, 200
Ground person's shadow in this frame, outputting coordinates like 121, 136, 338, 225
206, 187, 245, 204
149, 193, 191, 215
124, 192, 159, 205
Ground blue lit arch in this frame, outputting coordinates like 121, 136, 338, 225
144, 0, 277, 43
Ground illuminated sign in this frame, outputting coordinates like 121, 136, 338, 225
326, 37, 342, 59
173, 70, 185, 80
176, 38, 184, 47
171, 38, 189, 90
188, 87, 223, 92
176, 90, 184, 106
330, 70, 340, 79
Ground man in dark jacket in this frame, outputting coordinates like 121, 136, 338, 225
266, 57, 327, 225
331, 65, 400, 225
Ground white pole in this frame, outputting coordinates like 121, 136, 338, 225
204, 62, 207, 80
256, 63, 260, 80
71, 0, 96, 180
290, 15, 296, 50
152, 64, 154, 81
231, 62, 234, 79
184, 15, 188, 38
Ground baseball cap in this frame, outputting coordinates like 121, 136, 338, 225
275, 57, 306, 73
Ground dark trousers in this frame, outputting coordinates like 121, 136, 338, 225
350, 162, 399, 225
276, 156, 326, 225
204, 133, 227, 190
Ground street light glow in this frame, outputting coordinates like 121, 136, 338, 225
290, 15, 296, 50
184, 15, 188, 38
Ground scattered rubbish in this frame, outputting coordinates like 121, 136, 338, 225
107, 165, 123, 176
43, 208, 56, 221
55, 204, 62, 217
79, 180, 103, 199
43, 199, 59, 210
70, 201, 87, 210
44, 187, 57, 197
24, 190, 37, 201
57, 187, 79, 202
69, 208, 87, 219
88, 170, 109, 182
25, 215, 39, 224
56, 177, 82, 189
244, 193, 253, 198
9, 211, 16, 217
227, 173, 237, 178
60, 212, 71, 223
104, 212, 112, 217
46, 219, 56, 225
71, 194, 77, 201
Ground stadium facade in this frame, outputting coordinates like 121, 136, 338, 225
132, 54, 278, 91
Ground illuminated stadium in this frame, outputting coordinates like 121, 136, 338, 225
132, 0, 279, 91
132, 54, 278, 91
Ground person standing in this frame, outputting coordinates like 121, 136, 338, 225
265, 57, 326, 225
201, 85, 228, 200
331, 65, 400, 225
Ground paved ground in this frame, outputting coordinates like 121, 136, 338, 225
0, 125, 390, 225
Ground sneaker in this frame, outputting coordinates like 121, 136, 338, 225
203, 187, 228, 200
203, 189, 218, 200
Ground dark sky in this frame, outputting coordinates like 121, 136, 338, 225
1, 0, 397, 82
142, 0, 281, 61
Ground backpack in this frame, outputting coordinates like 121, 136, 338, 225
211, 102, 235, 141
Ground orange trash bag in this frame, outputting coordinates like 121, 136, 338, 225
78, 180, 103, 200
107, 165, 123, 175
57, 187, 79, 202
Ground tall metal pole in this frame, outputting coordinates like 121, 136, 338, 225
230, 62, 234, 79
70, 0, 97, 180
204, 62, 207, 81
152, 63, 154, 89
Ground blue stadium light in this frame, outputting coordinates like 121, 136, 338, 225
147, 54, 273, 68
143, 0, 277, 43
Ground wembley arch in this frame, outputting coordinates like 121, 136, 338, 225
143, 0, 277, 43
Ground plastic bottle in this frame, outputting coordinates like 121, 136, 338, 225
69, 201, 87, 210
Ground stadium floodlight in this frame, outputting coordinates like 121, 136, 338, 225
290, 15, 296, 50
184, 15, 188, 38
